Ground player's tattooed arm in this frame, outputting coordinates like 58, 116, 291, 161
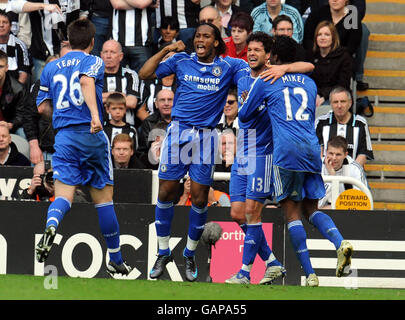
138, 40, 185, 80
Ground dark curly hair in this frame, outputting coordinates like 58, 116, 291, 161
271, 35, 296, 64
246, 31, 274, 53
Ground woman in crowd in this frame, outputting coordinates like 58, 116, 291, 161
309, 21, 353, 108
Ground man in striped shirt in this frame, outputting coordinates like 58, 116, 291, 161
315, 86, 374, 167
0, 10, 30, 84
110, 0, 155, 73
100, 39, 141, 128
155, 0, 200, 44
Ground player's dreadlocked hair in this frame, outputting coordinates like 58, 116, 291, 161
271, 35, 297, 64
246, 31, 274, 53
195, 22, 227, 57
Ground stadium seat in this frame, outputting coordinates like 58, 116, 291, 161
11, 134, 30, 159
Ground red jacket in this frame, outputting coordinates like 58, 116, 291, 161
223, 36, 248, 62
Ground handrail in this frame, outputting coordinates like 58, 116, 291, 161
322, 175, 373, 210
151, 171, 373, 210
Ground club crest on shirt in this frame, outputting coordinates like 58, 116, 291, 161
212, 66, 222, 77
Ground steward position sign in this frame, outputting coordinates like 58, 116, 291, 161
335, 189, 372, 210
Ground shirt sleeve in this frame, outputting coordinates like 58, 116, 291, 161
238, 77, 266, 123
126, 70, 140, 97
232, 58, 249, 85
80, 55, 104, 79
155, 53, 183, 79
36, 64, 51, 107
356, 123, 374, 160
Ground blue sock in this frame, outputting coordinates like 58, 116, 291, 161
45, 196, 71, 229
96, 202, 123, 265
288, 220, 314, 277
155, 200, 174, 256
184, 204, 208, 257
309, 211, 344, 250
240, 223, 263, 279
240, 224, 281, 267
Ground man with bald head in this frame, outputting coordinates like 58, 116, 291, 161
199, 6, 224, 36
138, 88, 173, 153
186, 5, 226, 53
100, 39, 142, 127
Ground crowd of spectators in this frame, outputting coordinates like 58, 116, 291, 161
0, 0, 373, 206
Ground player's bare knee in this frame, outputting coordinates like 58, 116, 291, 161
191, 196, 208, 208
244, 201, 262, 224
230, 209, 245, 224
158, 180, 179, 202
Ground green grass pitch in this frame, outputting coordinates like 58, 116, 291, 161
0, 274, 404, 300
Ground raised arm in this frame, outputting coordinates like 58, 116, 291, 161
260, 62, 315, 83
7, 1, 61, 13
110, 0, 153, 10
138, 40, 185, 80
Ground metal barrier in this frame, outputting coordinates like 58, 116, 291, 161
322, 175, 374, 210
151, 171, 373, 210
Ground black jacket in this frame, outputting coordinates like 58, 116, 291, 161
303, 4, 362, 56
81, 0, 113, 17
0, 74, 27, 133
23, 80, 55, 153
309, 46, 353, 99
139, 112, 168, 153
1, 142, 31, 166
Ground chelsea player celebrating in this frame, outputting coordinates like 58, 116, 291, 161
139, 23, 249, 282
240, 36, 353, 287
225, 32, 315, 285
226, 32, 286, 285
140, 23, 315, 282
35, 19, 131, 276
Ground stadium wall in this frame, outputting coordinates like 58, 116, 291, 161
0, 167, 152, 203
0, 201, 404, 289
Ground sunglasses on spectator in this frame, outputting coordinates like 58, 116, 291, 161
226, 100, 237, 104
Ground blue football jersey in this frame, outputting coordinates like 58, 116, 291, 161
37, 51, 105, 130
237, 74, 273, 157
242, 73, 322, 173
155, 52, 249, 128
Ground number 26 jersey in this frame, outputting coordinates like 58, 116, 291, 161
37, 51, 105, 130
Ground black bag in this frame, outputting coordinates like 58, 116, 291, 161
355, 96, 374, 117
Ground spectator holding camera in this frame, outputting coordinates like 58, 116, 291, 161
21, 161, 54, 201
20, 160, 89, 202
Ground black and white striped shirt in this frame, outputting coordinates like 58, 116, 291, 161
103, 122, 139, 151
315, 111, 374, 161
155, 0, 200, 29
28, 0, 81, 61
103, 66, 140, 126
138, 78, 177, 114
111, 7, 153, 47
0, 33, 30, 80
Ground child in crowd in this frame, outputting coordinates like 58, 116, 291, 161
104, 92, 138, 150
